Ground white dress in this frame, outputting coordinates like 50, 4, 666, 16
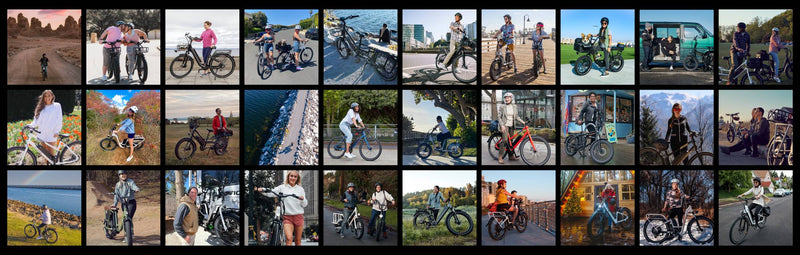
30, 102, 63, 143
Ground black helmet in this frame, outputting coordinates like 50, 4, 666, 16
737, 22, 746, 29
42, 204, 47, 209
753, 177, 761, 186
118, 170, 127, 175
375, 182, 382, 187
455, 12, 462, 18
601, 17, 609, 24
503, 14, 511, 20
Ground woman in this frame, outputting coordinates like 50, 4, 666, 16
601, 183, 616, 213
339, 182, 358, 238
769, 27, 785, 83
594, 17, 612, 76
29, 90, 62, 164
112, 170, 140, 243
254, 25, 275, 70
99, 21, 124, 81
665, 103, 691, 165
497, 92, 525, 164
194, 21, 217, 76
495, 179, 520, 225
367, 182, 395, 238
114, 106, 138, 162
255, 170, 307, 246
662, 178, 690, 230
530, 22, 549, 74
292, 25, 310, 71
738, 177, 768, 220
426, 185, 445, 220
36, 204, 51, 240
339, 102, 365, 159
662, 35, 678, 71
122, 22, 149, 81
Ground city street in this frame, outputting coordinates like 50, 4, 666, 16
560, 60, 635, 85
719, 195, 793, 246
244, 29, 319, 85
481, 215, 555, 246
402, 53, 477, 85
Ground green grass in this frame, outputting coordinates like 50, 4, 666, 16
166, 124, 240, 165
325, 200, 398, 229
6, 210, 81, 246
462, 147, 477, 157
719, 42, 793, 85
401, 207, 477, 246
560, 45, 636, 65
720, 187, 774, 203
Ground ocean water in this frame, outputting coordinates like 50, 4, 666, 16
331, 9, 398, 36
7, 187, 82, 216
244, 90, 290, 165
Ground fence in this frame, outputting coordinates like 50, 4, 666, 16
323, 124, 397, 142
522, 200, 556, 234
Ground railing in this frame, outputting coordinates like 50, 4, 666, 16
521, 200, 556, 234
323, 124, 397, 142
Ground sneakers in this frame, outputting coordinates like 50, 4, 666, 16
344, 153, 356, 159
774, 76, 782, 83
127, 155, 134, 162
296, 66, 304, 71
36, 236, 43, 240
102, 74, 108, 80
128, 74, 134, 80
670, 65, 674, 71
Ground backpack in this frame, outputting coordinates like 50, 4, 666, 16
489, 120, 499, 132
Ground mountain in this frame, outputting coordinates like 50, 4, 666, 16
641, 92, 714, 152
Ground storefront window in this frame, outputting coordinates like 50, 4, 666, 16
583, 186, 593, 201
621, 184, 634, 201
604, 95, 632, 123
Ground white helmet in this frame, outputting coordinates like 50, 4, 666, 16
295, 25, 301, 30
128, 106, 138, 113
671, 178, 679, 184
503, 92, 514, 103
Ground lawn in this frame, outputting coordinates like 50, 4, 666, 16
719, 42, 793, 85
720, 187, 774, 203
560, 45, 636, 64
324, 200, 398, 229
166, 124, 240, 165
6, 210, 81, 246
401, 207, 477, 246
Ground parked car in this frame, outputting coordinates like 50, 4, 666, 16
774, 188, 786, 197
638, 21, 714, 69
305, 27, 319, 40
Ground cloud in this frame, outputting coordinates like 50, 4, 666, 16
111, 94, 128, 112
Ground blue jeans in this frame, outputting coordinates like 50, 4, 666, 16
770, 51, 780, 77
367, 209, 386, 232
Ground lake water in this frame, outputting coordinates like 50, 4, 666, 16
7, 187, 82, 216
244, 90, 290, 165
331, 9, 398, 36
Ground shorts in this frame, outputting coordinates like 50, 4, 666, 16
128, 133, 135, 139
283, 214, 304, 227
499, 41, 514, 51
292, 41, 301, 53
532, 44, 543, 50
496, 203, 511, 211
263, 43, 274, 53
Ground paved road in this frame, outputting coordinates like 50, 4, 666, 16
324, 146, 398, 165
323, 38, 396, 85
560, 138, 635, 165
87, 40, 161, 85
402, 53, 477, 85
275, 90, 308, 165
560, 60, 635, 85
245, 30, 319, 85
640, 68, 713, 85
481, 39, 557, 85
8, 37, 81, 85
719, 195, 793, 246
481, 215, 556, 246
402, 155, 477, 165
323, 205, 397, 246
481, 136, 556, 166
718, 130, 769, 165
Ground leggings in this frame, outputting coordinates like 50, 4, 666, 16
202, 47, 213, 66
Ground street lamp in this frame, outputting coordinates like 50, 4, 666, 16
523, 14, 530, 44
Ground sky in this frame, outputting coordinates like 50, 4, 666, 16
245, 9, 317, 26
166, 90, 239, 119
403, 170, 476, 194
482, 170, 555, 202
640, 10, 714, 35
94, 90, 143, 113
403, 10, 477, 41
719, 90, 792, 120
166, 10, 240, 50
403, 90, 452, 132
561, 9, 635, 43
719, 9, 789, 27
640, 90, 713, 100
7, 170, 81, 186
7, 9, 81, 28
482, 10, 556, 32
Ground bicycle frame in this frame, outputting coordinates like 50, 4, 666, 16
769, 122, 793, 165
596, 198, 628, 225
16, 128, 78, 165
177, 34, 215, 70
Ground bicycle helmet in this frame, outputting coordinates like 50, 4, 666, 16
601, 17, 609, 24
347, 182, 355, 188
737, 22, 746, 29
351, 102, 359, 108
537, 22, 544, 28
118, 170, 127, 174
503, 14, 511, 20
772, 27, 779, 32
127, 22, 135, 29
503, 92, 514, 103
498, 179, 507, 185
753, 177, 761, 186
116, 21, 125, 26
266, 24, 272, 30
128, 106, 138, 113
671, 178, 680, 184
375, 182, 382, 187
42, 204, 47, 209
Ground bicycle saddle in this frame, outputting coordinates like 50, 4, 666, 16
210, 46, 217, 49
58, 134, 70, 139
207, 129, 215, 133
104, 206, 119, 210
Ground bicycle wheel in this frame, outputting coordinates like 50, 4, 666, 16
688, 215, 715, 244
703, 52, 714, 72
520, 135, 551, 165
174, 138, 197, 160
213, 138, 227, 156
738, 71, 764, 85
639, 147, 665, 165
590, 140, 614, 164
532, 52, 541, 76
609, 54, 624, 72
412, 211, 431, 228
514, 213, 528, 233
335, 38, 350, 59
169, 54, 194, 78
7, 146, 37, 165
416, 143, 432, 159
487, 133, 502, 160
353, 218, 364, 239
687, 152, 714, 166
452, 53, 478, 84
210, 54, 236, 78
619, 207, 633, 230
586, 213, 607, 240
683, 55, 699, 71
564, 134, 579, 156
58, 141, 82, 165
375, 52, 397, 81
489, 58, 502, 81
445, 211, 473, 236
729, 217, 749, 245
375, 219, 384, 241
359, 136, 382, 161
133, 139, 145, 151
447, 143, 464, 158
327, 136, 346, 159
783, 62, 792, 80
276, 52, 291, 70
124, 219, 133, 246
756, 213, 767, 229
137, 57, 148, 83
727, 128, 736, 143
215, 212, 240, 246
574, 55, 592, 76
24, 224, 37, 238
642, 218, 670, 243
487, 217, 506, 241
767, 138, 786, 165
44, 228, 58, 244
300, 47, 314, 64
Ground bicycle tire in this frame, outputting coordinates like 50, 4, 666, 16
445, 211, 473, 236
375, 219, 384, 241
532, 51, 541, 77
783, 62, 792, 79
738, 71, 764, 85
300, 47, 314, 64
354, 218, 364, 239
412, 211, 431, 228
727, 128, 736, 143
452, 53, 478, 84
112, 57, 121, 83
44, 228, 58, 244
609, 54, 624, 72
268, 223, 283, 246
416, 143, 432, 159
642, 218, 670, 243
58, 141, 82, 164
169, 54, 194, 78
137, 56, 148, 84
639, 147, 665, 165
564, 134, 579, 156
174, 138, 197, 160
687, 151, 714, 166
688, 215, 715, 244
213, 138, 226, 156
590, 140, 614, 164
124, 219, 133, 246
133, 139, 144, 151
515, 212, 528, 233
729, 216, 749, 245
7, 147, 37, 165
520, 135, 551, 166
447, 143, 464, 158
619, 207, 633, 230
215, 212, 240, 246
574, 55, 592, 76
487, 133, 502, 160
489, 58, 502, 81
327, 136, 346, 159
586, 212, 607, 240
359, 136, 382, 161
375, 52, 397, 81
767, 138, 786, 166
703, 52, 714, 72
276, 52, 292, 70
487, 217, 506, 240
683, 55, 699, 71
210, 54, 236, 78
24, 224, 37, 238
756, 213, 767, 229
335, 38, 350, 59
435, 50, 447, 70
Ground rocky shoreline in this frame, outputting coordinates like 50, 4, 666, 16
258, 90, 298, 165
7, 199, 82, 229
293, 90, 319, 165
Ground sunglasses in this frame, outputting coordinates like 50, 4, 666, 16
673, 108, 682, 112
602, 22, 608, 25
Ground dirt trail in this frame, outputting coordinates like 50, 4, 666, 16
7, 38, 81, 85
85, 181, 161, 246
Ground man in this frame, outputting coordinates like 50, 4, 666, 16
442, 12, 465, 70
174, 187, 199, 246
36, 204, 51, 240
576, 92, 601, 143
728, 22, 750, 84
112, 170, 140, 243
722, 107, 770, 157
641, 23, 654, 71
378, 23, 391, 44
212, 108, 229, 152
426, 185, 445, 222
39, 53, 49, 79
367, 182, 395, 238
493, 14, 516, 73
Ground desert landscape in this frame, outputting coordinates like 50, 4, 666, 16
7, 11, 82, 85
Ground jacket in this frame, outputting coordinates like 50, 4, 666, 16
427, 192, 444, 209
113, 178, 140, 207
342, 190, 358, 209
262, 184, 308, 216
579, 102, 600, 124
749, 117, 770, 140
498, 104, 524, 128
212, 115, 227, 135
174, 194, 199, 237
370, 190, 394, 211
665, 115, 691, 144
662, 40, 677, 55
641, 28, 654, 47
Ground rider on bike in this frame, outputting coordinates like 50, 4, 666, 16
99, 21, 125, 81
432, 115, 451, 150
36, 204, 52, 240
662, 178, 690, 237
173, 186, 199, 245
442, 12, 465, 70
339, 182, 359, 238
426, 185, 445, 222
112, 170, 140, 243
367, 182, 395, 238
254, 24, 276, 70
531, 22, 548, 74
495, 179, 521, 226
769, 27, 785, 83
665, 103, 692, 165
114, 106, 138, 162
339, 103, 365, 159
497, 92, 525, 164
737, 177, 769, 220
39, 53, 49, 78
122, 22, 149, 81
591, 17, 612, 77
292, 25, 310, 71
728, 22, 750, 84
576, 92, 601, 143
213, 108, 230, 152
493, 14, 516, 73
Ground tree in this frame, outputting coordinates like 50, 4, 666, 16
130, 9, 161, 35
562, 186, 582, 216
720, 170, 751, 192
689, 97, 712, 152
174, 170, 184, 202
412, 90, 477, 132
402, 114, 414, 134
639, 99, 660, 147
